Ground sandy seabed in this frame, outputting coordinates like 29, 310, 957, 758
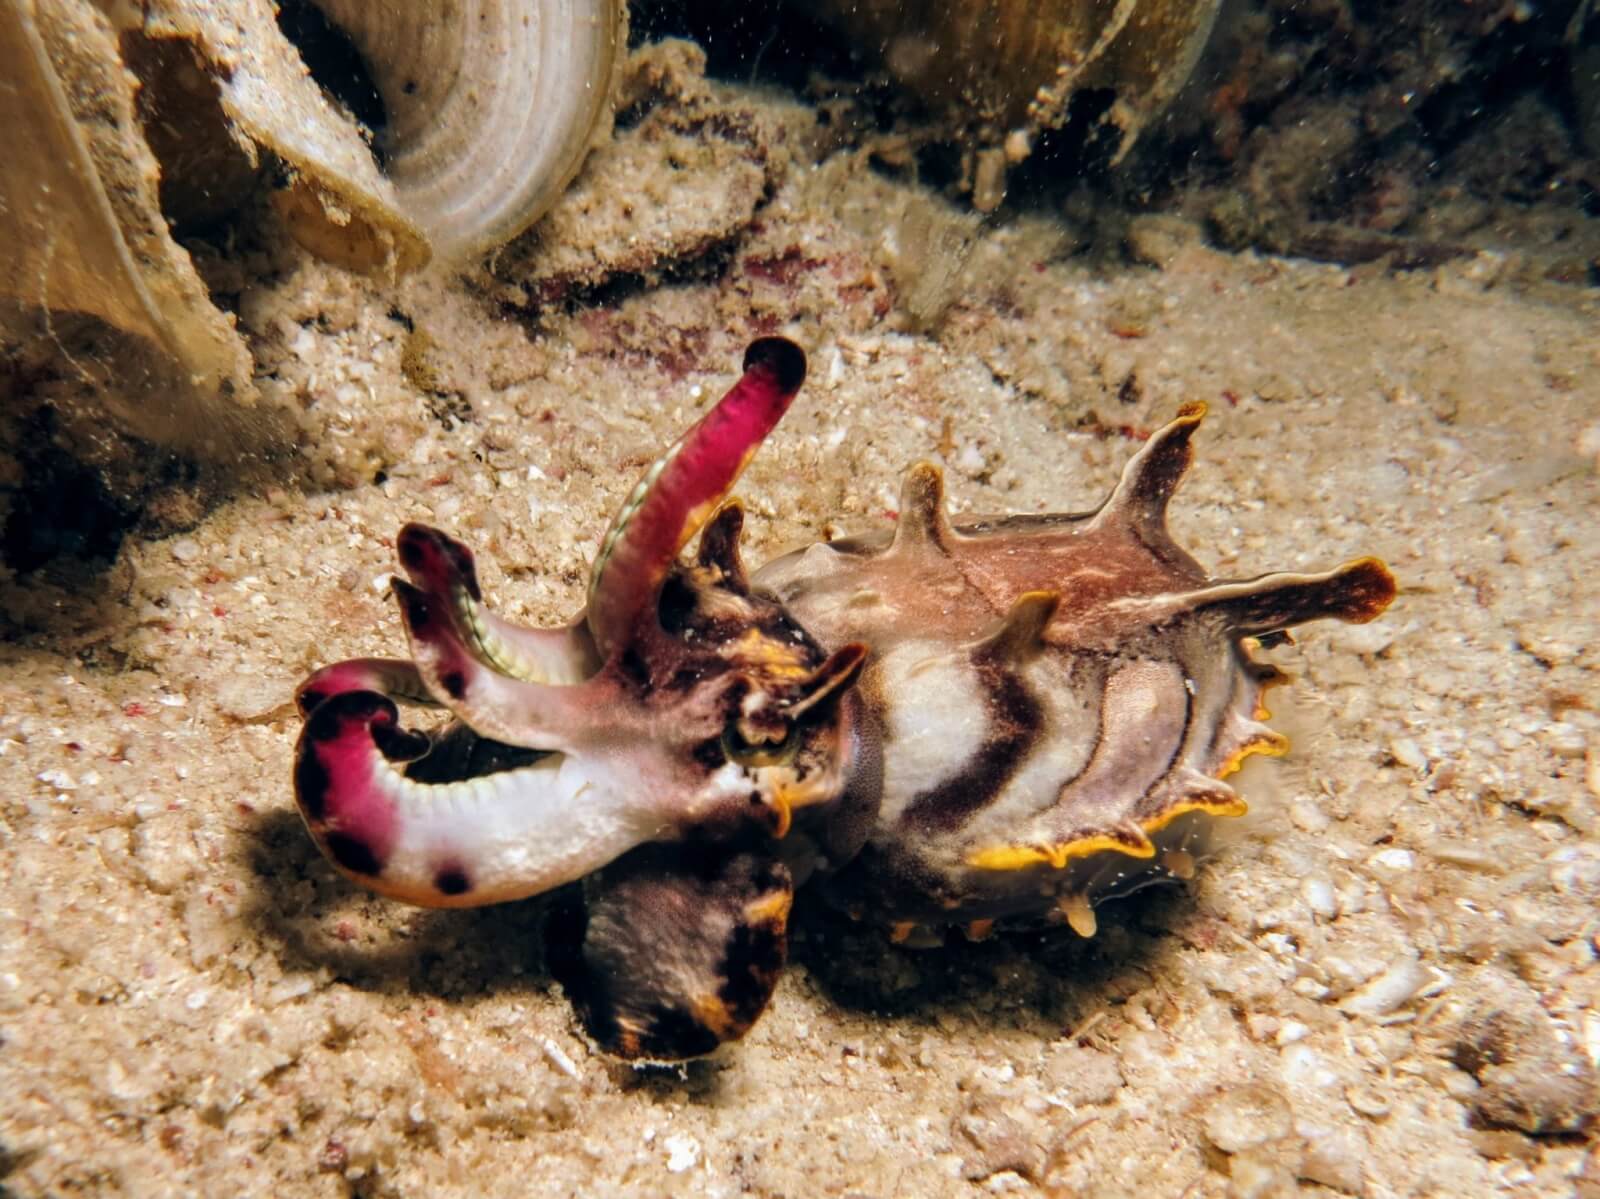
2, 70, 1599, 1199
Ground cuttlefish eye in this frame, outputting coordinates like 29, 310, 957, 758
721, 719, 800, 768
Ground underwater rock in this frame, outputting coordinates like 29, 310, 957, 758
485, 40, 789, 310
816, 0, 1223, 209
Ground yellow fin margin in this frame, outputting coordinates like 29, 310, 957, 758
1215, 730, 1290, 780
967, 791, 1250, 873
968, 831, 1155, 872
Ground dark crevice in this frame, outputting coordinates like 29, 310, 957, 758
495, 234, 745, 325
1, 413, 140, 575
274, 0, 388, 157
629, 0, 858, 93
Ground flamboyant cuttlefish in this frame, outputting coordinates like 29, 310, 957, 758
292, 337, 1395, 1059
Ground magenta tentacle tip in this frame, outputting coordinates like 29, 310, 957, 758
742, 336, 806, 395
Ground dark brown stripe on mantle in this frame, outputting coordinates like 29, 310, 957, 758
901, 663, 1042, 834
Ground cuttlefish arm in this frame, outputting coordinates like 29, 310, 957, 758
293, 689, 673, 908
586, 337, 806, 658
